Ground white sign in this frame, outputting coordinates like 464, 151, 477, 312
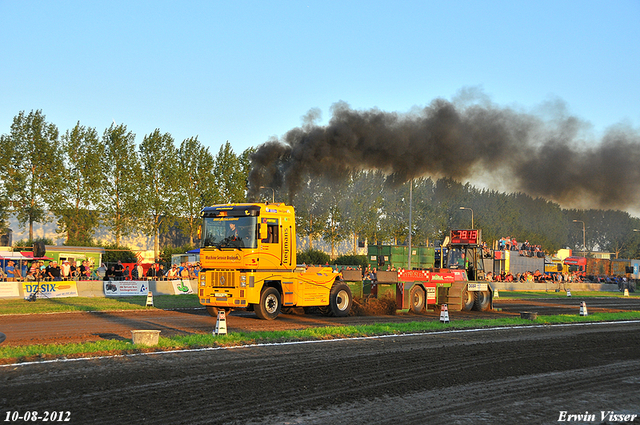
104, 280, 150, 296
0, 282, 20, 298
171, 279, 194, 295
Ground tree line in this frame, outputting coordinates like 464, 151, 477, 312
2, 109, 639, 261
286, 172, 640, 260
0, 110, 254, 258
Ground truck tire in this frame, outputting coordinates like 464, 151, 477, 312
329, 282, 352, 317
462, 287, 475, 311
473, 290, 491, 311
254, 287, 281, 320
409, 286, 425, 313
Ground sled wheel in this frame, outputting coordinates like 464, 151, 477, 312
409, 286, 426, 313
462, 287, 475, 311
473, 290, 491, 311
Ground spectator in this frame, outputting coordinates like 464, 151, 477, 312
47, 261, 62, 281
96, 263, 107, 280
69, 262, 78, 280
105, 266, 116, 281
167, 264, 179, 280
146, 263, 157, 279
61, 261, 71, 280
114, 261, 124, 280
181, 265, 191, 279
5, 260, 20, 281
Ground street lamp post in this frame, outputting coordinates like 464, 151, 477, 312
573, 220, 586, 256
459, 207, 474, 229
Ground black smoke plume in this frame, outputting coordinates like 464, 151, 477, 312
248, 96, 640, 210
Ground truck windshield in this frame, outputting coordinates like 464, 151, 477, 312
201, 216, 258, 249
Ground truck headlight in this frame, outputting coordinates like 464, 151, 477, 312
240, 275, 246, 287
200, 275, 206, 287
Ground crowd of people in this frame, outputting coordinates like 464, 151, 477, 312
0, 259, 201, 282
140, 261, 201, 280
485, 269, 584, 283
0, 259, 97, 282
497, 237, 544, 257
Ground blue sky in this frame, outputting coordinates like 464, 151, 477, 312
1, 0, 639, 156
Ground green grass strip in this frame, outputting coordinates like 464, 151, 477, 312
2, 311, 640, 363
0, 291, 636, 315
0, 295, 202, 315
495, 290, 638, 299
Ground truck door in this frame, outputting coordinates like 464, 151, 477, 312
260, 218, 283, 268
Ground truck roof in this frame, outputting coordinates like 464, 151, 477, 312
200, 203, 293, 218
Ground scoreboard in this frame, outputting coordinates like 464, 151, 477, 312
449, 229, 481, 246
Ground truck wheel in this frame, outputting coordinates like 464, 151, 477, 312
329, 282, 352, 317
473, 290, 491, 311
254, 287, 281, 320
409, 286, 425, 313
462, 287, 475, 311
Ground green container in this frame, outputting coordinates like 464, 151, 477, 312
363, 280, 374, 296
347, 281, 363, 298
391, 246, 407, 256
376, 283, 396, 299
376, 246, 392, 256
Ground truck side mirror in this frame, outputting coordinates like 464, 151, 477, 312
197, 225, 202, 239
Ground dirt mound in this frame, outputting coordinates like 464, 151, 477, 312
351, 295, 397, 316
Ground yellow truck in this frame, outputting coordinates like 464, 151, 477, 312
198, 203, 352, 320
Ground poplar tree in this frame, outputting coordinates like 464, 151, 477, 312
54, 122, 103, 244
176, 136, 217, 246
138, 129, 179, 259
2, 110, 61, 241
99, 123, 141, 246
214, 141, 246, 203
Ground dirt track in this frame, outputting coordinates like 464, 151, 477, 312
1, 319, 639, 424
1, 298, 640, 424
0, 297, 639, 347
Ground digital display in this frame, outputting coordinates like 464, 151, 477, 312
450, 229, 480, 246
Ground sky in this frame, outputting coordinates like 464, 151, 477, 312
1, 1, 639, 185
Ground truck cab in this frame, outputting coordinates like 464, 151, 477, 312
198, 203, 352, 320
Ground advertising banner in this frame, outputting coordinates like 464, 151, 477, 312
0, 282, 20, 298
22, 282, 79, 299
170, 279, 194, 295
104, 280, 150, 296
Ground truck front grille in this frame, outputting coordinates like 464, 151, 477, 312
210, 269, 237, 287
